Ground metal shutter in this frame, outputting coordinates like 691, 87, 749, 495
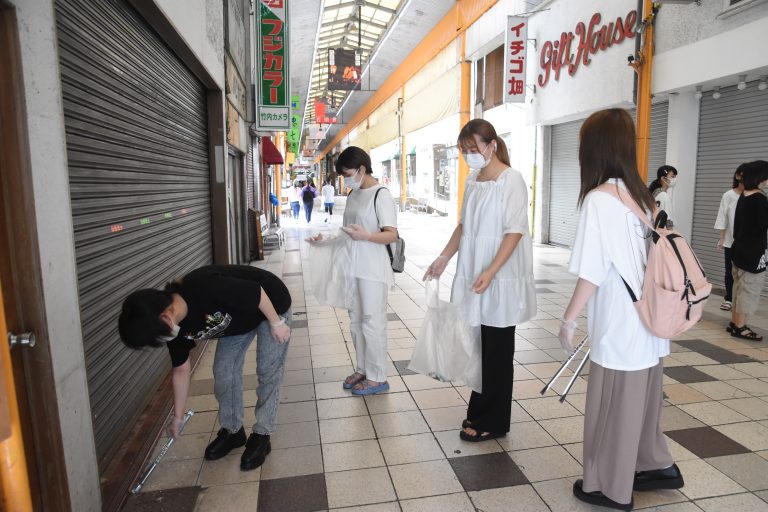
548, 119, 582, 246
548, 103, 669, 246
691, 81, 768, 295
55, 0, 213, 467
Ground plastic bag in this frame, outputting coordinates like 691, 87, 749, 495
308, 233, 351, 309
408, 280, 482, 393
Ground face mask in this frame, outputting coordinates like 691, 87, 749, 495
345, 169, 362, 190
156, 323, 180, 343
462, 142, 494, 169
667, 177, 677, 188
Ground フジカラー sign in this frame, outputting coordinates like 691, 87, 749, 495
538, 10, 637, 88
257, 0, 290, 130
504, 17, 527, 103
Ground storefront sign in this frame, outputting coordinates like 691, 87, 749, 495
538, 10, 637, 88
504, 17, 527, 103
287, 94, 300, 153
314, 97, 337, 124
257, 0, 290, 130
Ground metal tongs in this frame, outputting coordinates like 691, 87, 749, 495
540, 336, 590, 402
131, 410, 195, 493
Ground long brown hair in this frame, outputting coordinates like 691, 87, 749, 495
457, 119, 511, 167
577, 108, 655, 212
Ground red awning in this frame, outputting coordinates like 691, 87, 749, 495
261, 137, 284, 165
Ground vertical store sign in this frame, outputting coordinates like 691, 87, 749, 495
257, 0, 290, 130
288, 94, 300, 153
504, 16, 527, 103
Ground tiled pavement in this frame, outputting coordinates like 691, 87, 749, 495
124, 199, 768, 512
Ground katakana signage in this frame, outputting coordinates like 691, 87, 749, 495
504, 17, 527, 103
257, 0, 290, 130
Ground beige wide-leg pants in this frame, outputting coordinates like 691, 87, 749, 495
582, 360, 674, 505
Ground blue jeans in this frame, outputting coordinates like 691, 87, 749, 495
213, 308, 292, 435
290, 201, 300, 219
303, 201, 313, 222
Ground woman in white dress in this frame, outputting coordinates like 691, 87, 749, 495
560, 109, 681, 510
424, 119, 536, 441
335, 146, 399, 395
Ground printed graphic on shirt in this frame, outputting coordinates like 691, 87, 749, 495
184, 311, 231, 341
759, 253, 767, 272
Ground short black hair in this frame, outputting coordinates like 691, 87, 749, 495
335, 146, 372, 175
741, 160, 768, 190
118, 289, 173, 349
733, 163, 748, 188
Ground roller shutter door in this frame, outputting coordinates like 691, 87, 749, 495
548, 102, 668, 246
55, 0, 213, 468
691, 82, 768, 295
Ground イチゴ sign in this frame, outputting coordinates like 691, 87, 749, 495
504, 16, 527, 103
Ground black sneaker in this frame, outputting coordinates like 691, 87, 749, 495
573, 479, 633, 511
240, 433, 271, 471
204, 427, 246, 460
634, 463, 684, 491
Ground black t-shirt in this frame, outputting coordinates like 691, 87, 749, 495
166, 265, 292, 367
732, 192, 768, 274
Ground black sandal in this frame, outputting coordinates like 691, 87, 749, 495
459, 428, 505, 443
726, 322, 736, 334
731, 324, 763, 341
461, 419, 472, 429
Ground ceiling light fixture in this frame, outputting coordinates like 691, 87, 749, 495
737, 74, 747, 91
712, 86, 721, 100
694, 85, 702, 100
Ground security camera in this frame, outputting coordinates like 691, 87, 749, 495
627, 55, 635, 64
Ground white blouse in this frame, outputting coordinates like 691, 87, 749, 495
451, 168, 536, 327
714, 189, 740, 248
343, 185, 398, 286
570, 180, 670, 371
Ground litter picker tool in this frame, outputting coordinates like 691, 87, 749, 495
131, 410, 194, 494
540, 336, 590, 402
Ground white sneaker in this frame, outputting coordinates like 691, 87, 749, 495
720, 300, 732, 311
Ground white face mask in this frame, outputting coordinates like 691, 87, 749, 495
667, 177, 677, 188
462, 142, 494, 169
156, 323, 180, 343
345, 169, 362, 190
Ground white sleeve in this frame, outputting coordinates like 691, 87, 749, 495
714, 192, 729, 230
502, 170, 530, 235
569, 194, 611, 287
375, 188, 398, 229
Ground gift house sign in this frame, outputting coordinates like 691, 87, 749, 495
537, 10, 637, 88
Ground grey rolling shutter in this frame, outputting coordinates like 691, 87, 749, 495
548, 102, 669, 247
55, 0, 213, 467
548, 119, 582, 246
691, 81, 768, 295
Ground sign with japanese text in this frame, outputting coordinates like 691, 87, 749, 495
314, 97, 337, 125
504, 17, 527, 104
257, 0, 290, 130
287, 94, 300, 153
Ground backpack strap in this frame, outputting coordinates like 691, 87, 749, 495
373, 187, 395, 262
594, 182, 658, 232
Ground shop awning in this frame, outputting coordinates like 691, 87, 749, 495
261, 137, 283, 165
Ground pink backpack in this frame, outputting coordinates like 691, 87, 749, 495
596, 183, 712, 339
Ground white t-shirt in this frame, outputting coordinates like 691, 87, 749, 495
322, 184, 335, 203
714, 188, 740, 248
653, 189, 673, 224
288, 186, 299, 203
569, 180, 670, 371
343, 185, 398, 286
451, 168, 536, 327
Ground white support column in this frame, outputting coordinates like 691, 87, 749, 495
533, 124, 551, 244
664, 91, 701, 240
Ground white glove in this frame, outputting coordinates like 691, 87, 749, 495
305, 233, 323, 244
167, 416, 184, 439
559, 319, 578, 355
270, 317, 291, 343
423, 255, 449, 281
341, 224, 371, 241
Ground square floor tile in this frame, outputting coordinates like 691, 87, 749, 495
663, 384, 711, 405
277, 401, 318, 424
365, 392, 418, 414
282, 369, 314, 386
316, 396, 369, 420
270, 421, 320, 449
319, 416, 375, 443
631, 489, 688, 510
434, 429, 503, 458
197, 452, 260, 486
281, 384, 316, 403
379, 433, 445, 465
123, 486, 202, 512
400, 492, 475, 512
666, 426, 750, 458
696, 365, 749, 380
421, 406, 467, 432
729, 378, 768, 396
706, 453, 768, 491
325, 467, 396, 508
260, 445, 324, 480
532, 477, 598, 512
393, 360, 417, 376
662, 406, 706, 432
517, 396, 580, 420
389, 459, 463, 499
664, 366, 718, 384
678, 401, 750, 425
402, 373, 452, 391
322, 439, 385, 472
715, 421, 768, 451
371, 410, 430, 438
511, 445, 581, 482
468, 484, 549, 512
141, 458, 202, 492
331, 503, 400, 512
687, 381, 751, 401
721, 397, 768, 420
497, 421, 557, 451
195, 482, 259, 512
697, 492, 768, 512
676, 459, 744, 500
257, 473, 328, 512
731, 363, 768, 378
411, 388, 466, 410
315, 381, 353, 400
538, 416, 584, 445
449, 452, 528, 492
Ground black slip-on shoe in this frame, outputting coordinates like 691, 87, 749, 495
240, 433, 271, 471
204, 427, 246, 460
573, 479, 633, 511
634, 463, 684, 491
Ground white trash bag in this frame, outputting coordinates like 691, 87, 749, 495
408, 279, 482, 393
307, 233, 351, 309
